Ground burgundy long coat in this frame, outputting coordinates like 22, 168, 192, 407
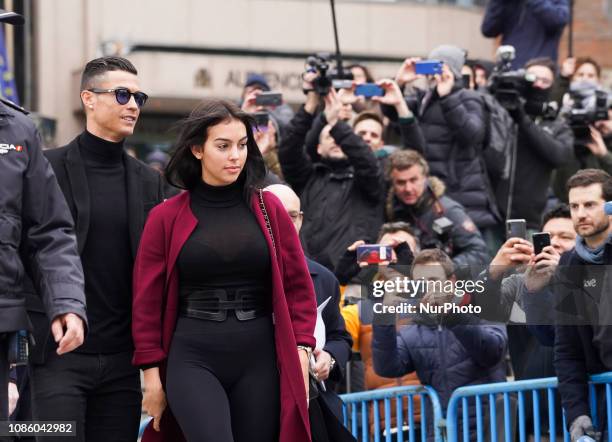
132, 190, 317, 442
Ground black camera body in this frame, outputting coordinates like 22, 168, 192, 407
489, 69, 536, 111
567, 84, 611, 147
305, 52, 352, 96
422, 216, 454, 256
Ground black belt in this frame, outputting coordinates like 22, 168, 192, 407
179, 288, 271, 322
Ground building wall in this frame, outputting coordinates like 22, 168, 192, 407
557, 0, 612, 67
34, 0, 493, 145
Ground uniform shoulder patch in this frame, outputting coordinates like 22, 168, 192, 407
0, 97, 29, 115
461, 219, 477, 233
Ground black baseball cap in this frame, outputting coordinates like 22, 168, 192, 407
0, 9, 24, 25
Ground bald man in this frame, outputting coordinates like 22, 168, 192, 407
265, 184, 352, 418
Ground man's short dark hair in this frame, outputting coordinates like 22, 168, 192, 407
80, 56, 138, 91
411, 249, 454, 278
524, 57, 556, 75
377, 221, 418, 245
353, 111, 384, 130
566, 169, 612, 201
386, 149, 429, 177
541, 203, 571, 228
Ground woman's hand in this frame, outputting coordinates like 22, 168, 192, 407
142, 367, 167, 432
298, 348, 310, 407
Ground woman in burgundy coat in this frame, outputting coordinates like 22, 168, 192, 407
132, 98, 317, 442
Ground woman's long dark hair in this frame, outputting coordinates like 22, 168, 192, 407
165, 98, 267, 203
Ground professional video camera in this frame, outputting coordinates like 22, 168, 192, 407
565, 82, 612, 151
305, 52, 353, 96
487, 46, 537, 111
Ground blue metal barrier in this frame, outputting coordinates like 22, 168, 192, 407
445, 373, 612, 442
340, 385, 444, 442
137, 373, 612, 441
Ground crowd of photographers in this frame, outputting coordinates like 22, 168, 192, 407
3, 7, 612, 442
236, 39, 611, 440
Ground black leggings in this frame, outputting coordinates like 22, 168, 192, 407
166, 315, 280, 442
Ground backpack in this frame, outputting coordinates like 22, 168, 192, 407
480, 92, 516, 185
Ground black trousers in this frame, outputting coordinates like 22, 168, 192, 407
31, 351, 141, 442
166, 315, 280, 442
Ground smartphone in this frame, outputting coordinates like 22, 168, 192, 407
253, 112, 269, 131
255, 92, 283, 107
506, 219, 527, 240
415, 60, 443, 76
356, 244, 393, 265
354, 83, 384, 98
332, 79, 353, 90
532, 232, 551, 255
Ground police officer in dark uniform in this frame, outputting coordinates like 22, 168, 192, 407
0, 8, 87, 422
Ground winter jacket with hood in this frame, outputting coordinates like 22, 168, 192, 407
386, 176, 490, 268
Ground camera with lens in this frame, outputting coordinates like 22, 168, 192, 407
565, 81, 611, 150
421, 216, 454, 256
305, 52, 353, 96
488, 46, 535, 111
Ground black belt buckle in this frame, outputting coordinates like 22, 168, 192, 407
184, 289, 227, 322
234, 289, 259, 321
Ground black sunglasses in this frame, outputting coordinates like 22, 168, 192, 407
87, 88, 149, 108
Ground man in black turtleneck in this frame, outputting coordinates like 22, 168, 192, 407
28, 56, 164, 442
278, 73, 384, 274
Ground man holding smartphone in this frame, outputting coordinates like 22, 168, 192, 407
472, 204, 576, 439
551, 169, 612, 440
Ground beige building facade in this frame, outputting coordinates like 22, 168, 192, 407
33, 0, 493, 149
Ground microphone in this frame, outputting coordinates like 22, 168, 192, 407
605, 201, 612, 215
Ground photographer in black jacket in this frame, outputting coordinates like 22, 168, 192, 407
498, 57, 574, 229
278, 72, 384, 273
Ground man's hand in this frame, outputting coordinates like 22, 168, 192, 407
323, 88, 343, 127
298, 348, 310, 407
142, 368, 166, 432
435, 64, 455, 98
524, 245, 560, 292
372, 79, 412, 118
560, 57, 576, 78
241, 89, 264, 114
586, 125, 608, 157
51, 313, 85, 355
312, 349, 333, 381
302, 72, 321, 114
569, 415, 600, 442
489, 238, 533, 280
254, 122, 274, 156
8, 381, 18, 416
395, 57, 421, 88
594, 112, 612, 137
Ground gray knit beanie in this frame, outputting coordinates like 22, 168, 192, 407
428, 45, 465, 79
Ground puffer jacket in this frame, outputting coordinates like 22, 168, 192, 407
372, 315, 507, 439
278, 106, 384, 272
383, 86, 500, 229
0, 99, 86, 334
